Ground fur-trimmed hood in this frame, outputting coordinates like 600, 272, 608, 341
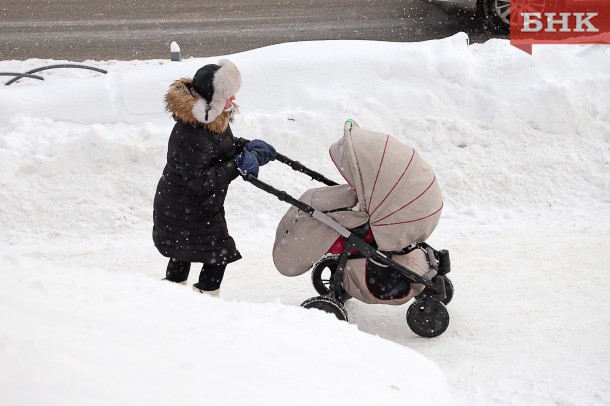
164, 78, 237, 133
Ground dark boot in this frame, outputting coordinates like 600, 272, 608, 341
193, 263, 226, 296
164, 258, 191, 283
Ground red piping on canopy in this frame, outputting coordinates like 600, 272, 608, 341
367, 134, 389, 210
372, 175, 437, 225
372, 202, 444, 227
369, 147, 415, 218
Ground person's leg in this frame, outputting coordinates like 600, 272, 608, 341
193, 263, 227, 296
165, 258, 191, 283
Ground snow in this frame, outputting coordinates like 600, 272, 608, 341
0, 256, 450, 406
1, 33, 609, 405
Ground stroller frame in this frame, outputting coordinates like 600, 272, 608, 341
247, 152, 452, 338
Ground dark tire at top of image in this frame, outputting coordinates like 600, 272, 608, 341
483, 0, 511, 32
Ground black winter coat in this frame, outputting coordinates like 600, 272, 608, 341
153, 108, 246, 265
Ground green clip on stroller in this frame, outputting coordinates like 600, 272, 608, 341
247, 120, 453, 338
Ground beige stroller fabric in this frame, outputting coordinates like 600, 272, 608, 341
329, 121, 443, 251
273, 184, 368, 277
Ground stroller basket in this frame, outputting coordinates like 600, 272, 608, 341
245, 120, 453, 338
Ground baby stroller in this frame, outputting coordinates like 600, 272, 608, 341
247, 120, 453, 338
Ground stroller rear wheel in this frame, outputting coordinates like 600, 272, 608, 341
311, 255, 351, 301
406, 299, 450, 338
301, 296, 349, 322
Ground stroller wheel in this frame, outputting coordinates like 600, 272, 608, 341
443, 276, 454, 305
311, 256, 352, 301
301, 296, 349, 322
406, 299, 449, 338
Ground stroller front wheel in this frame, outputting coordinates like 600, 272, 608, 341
406, 299, 450, 338
301, 296, 349, 322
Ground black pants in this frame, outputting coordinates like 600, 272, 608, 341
166, 258, 226, 291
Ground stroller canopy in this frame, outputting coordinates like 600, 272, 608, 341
329, 121, 443, 251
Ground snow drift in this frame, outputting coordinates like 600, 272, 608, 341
0, 256, 452, 406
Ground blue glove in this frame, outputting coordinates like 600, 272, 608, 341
236, 139, 277, 179
236, 149, 260, 178
244, 139, 277, 166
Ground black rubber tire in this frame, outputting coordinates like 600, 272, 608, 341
301, 296, 349, 322
443, 276, 454, 306
406, 299, 450, 338
483, 0, 511, 32
311, 256, 351, 301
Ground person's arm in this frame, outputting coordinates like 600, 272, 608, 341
179, 137, 239, 194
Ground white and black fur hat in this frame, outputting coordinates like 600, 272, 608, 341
191, 59, 241, 123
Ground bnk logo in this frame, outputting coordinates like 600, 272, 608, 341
510, 1, 610, 54
521, 12, 598, 32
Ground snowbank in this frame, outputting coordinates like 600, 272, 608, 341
0, 256, 452, 406
0, 34, 608, 244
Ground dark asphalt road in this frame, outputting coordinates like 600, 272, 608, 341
0, 0, 505, 61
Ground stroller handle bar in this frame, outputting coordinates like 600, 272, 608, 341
241, 139, 338, 187
246, 173, 315, 216
275, 153, 338, 187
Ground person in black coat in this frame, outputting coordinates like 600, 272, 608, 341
153, 60, 276, 296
